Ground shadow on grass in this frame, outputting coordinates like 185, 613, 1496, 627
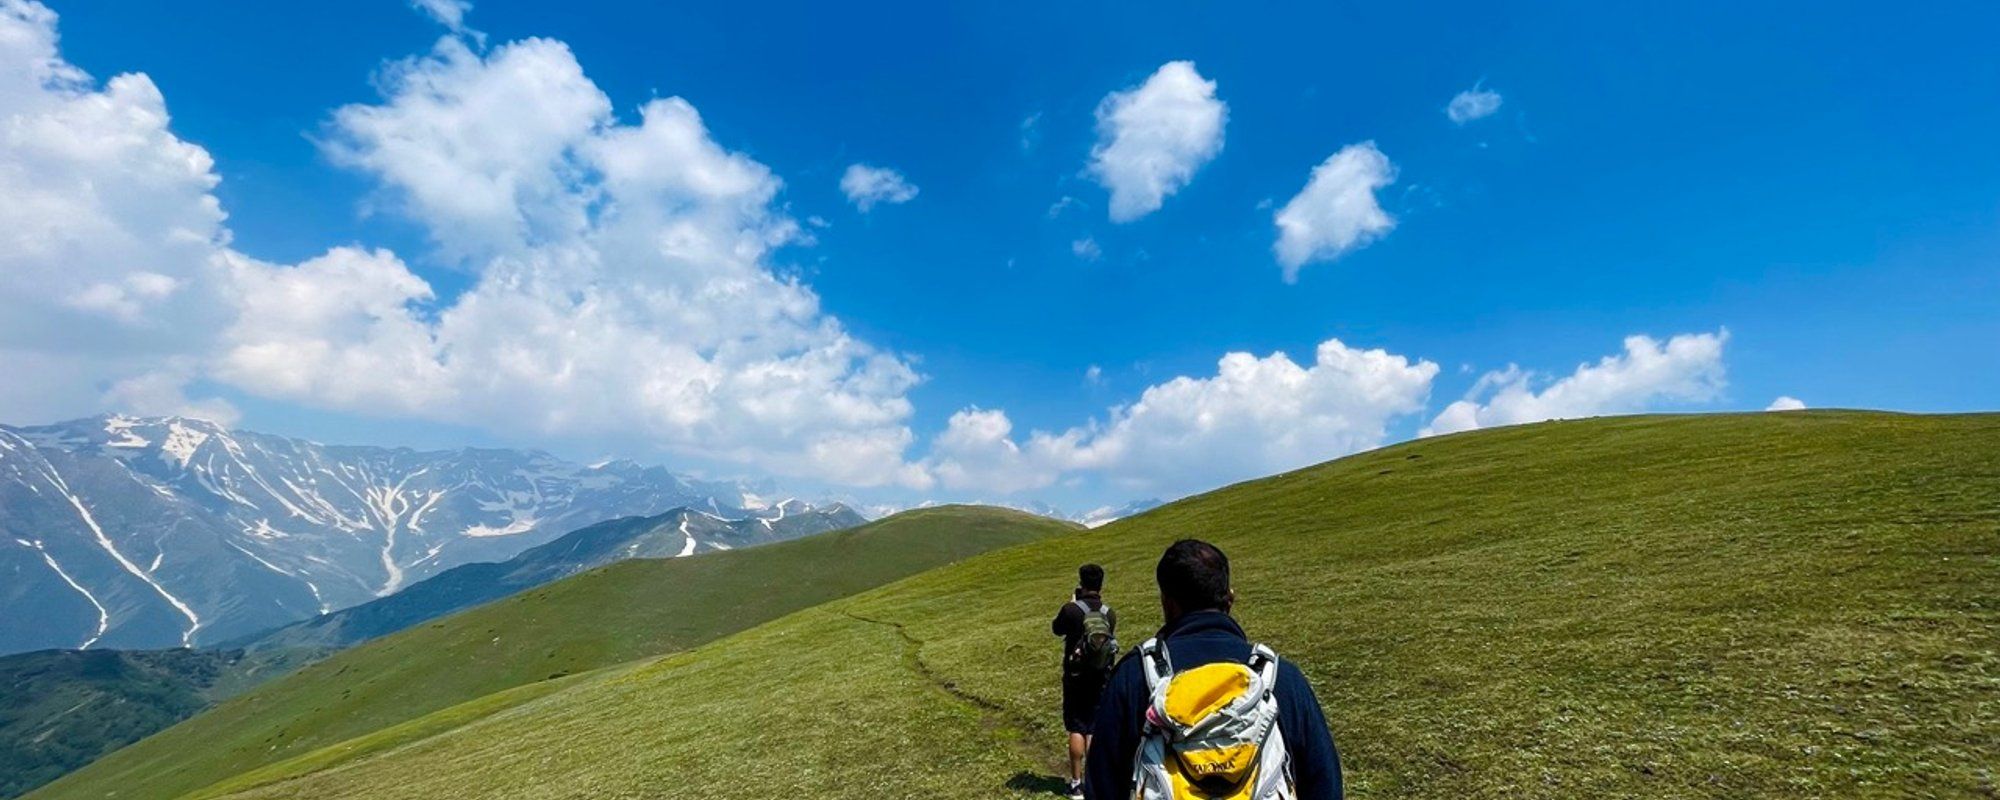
1004, 771, 1072, 795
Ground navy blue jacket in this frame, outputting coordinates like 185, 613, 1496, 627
1083, 610, 1342, 800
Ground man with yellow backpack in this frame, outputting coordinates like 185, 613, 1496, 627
1083, 540, 1342, 799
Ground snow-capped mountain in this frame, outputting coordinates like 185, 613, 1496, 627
952, 498, 1163, 528
240, 503, 867, 655
857, 498, 1161, 528
1075, 498, 1164, 528
0, 415, 852, 655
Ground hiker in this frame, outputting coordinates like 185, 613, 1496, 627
1084, 539, 1342, 799
1052, 563, 1119, 799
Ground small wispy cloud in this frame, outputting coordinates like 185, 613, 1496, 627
410, 0, 475, 35
840, 164, 919, 212
1446, 84, 1503, 125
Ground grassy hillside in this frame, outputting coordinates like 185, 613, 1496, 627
0, 649, 246, 798
43, 412, 2000, 799
32, 505, 1076, 800
236, 504, 864, 656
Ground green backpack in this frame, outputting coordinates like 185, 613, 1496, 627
1071, 600, 1118, 674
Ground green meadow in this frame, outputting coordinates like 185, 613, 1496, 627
34, 505, 1074, 800
38, 412, 2000, 799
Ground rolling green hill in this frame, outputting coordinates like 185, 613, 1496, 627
30, 505, 1077, 800
41, 412, 2000, 799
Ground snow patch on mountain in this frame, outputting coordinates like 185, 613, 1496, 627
464, 517, 538, 537
103, 416, 150, 449
44, 460, 203, 646
19, 538, 109, 649
676, 516, 699, 557
160, 421, 210, 468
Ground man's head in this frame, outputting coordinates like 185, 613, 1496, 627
1156, 539, 1232, 622
1078, 563, 1105, 592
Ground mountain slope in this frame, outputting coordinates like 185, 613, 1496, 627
31, 505, 1078, 800
0, 415, 834, 653
80, 411, 1997, 800
0, 649, 244, 799
236, 503, 866, 655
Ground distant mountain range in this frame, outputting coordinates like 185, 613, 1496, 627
0, 415, 853, 655
996, 498, 1163, 528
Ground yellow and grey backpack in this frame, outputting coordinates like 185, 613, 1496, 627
1131, 638, 1295, 800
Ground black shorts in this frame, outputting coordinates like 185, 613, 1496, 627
1061, 670, 1108, 734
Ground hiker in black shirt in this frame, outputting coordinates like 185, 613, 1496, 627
1084, 540, 1342, 799
1051, 563, 1117, 799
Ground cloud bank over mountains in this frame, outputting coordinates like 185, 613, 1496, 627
0, 2, 1738, 504
1423, 332, 1729, 437
0, 6, 922, 487
928, 331, 1730, 498
930, 339, 1438, 497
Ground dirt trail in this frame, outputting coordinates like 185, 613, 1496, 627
835, 608, 1066, 779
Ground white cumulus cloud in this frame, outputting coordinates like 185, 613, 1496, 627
928, 408, 1061, 494
1446, 85, 1503, 124
1272, 142, 1397, 281
1766, 396, 1806, 411
1087, 60, 1227, 222
839, 163, 918, 211
0, 0, 232, 421
323, 36, 610, 262
926, 338, 1438, 497
0, 5, 930, 488
1423, 331, 1730, 436
281, 36, 924, 486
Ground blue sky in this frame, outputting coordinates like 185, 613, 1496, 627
6, 1, 1996, 512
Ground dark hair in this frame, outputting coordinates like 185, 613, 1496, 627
1156, 539, 1230, 611
1078, 563, 1105, 591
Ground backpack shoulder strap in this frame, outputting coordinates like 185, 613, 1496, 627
1247, 642, 1281, 696
1137, 637, 1172, 692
